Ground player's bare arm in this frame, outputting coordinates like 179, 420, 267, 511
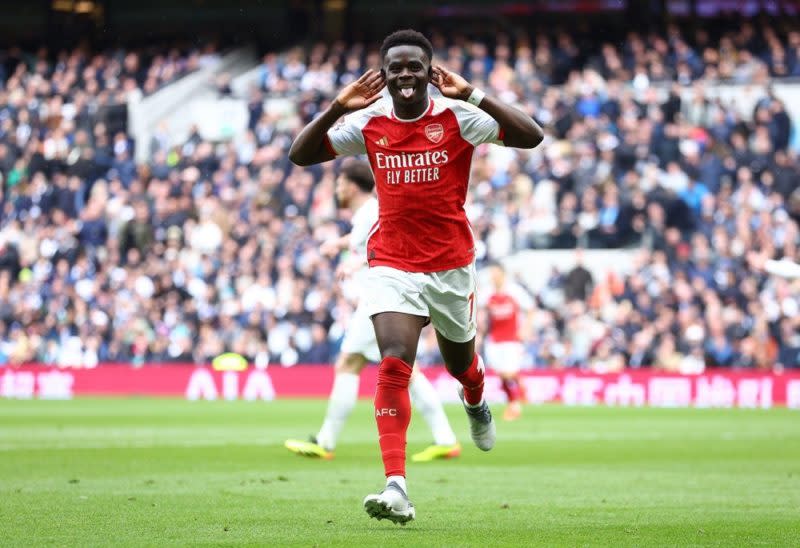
289, 70, 385, 166
431, 64, 544, 149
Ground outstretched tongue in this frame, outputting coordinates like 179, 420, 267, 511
400, 88, 414, 99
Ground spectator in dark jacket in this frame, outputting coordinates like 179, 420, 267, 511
564, 250, 594, 302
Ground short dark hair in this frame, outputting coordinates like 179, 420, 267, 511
341, 160, 374, 193
379, 29, 433, 64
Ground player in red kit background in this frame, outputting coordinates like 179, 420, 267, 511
479, 263, 535, 421
290, 29, 544, 525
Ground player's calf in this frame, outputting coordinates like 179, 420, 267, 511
451, 354, 486, 406
374, 356, 413, 477
501, 375, 524, 402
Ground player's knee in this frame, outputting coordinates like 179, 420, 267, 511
377, 355, 413, 389
335, 353, 365, 375
380, 344, 415, 367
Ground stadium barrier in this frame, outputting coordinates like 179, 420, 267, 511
128, 47, 256, 163
2, 365, 799, 409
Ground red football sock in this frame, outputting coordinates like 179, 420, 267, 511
453, 354, 485, 406
502, 377, 523, 403
374, 356, 413, 478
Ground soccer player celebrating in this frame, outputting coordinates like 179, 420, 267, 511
284, 160, 461, 462
480, 263, 535, 421
289, 29, 544, 524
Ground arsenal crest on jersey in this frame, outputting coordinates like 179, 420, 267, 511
424, 123, 444, 144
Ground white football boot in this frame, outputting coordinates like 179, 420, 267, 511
458, 386, 496, 451
363, 481, 415, 525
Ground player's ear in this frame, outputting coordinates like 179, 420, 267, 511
380, 68, 386, 79
428, 65, 433, 78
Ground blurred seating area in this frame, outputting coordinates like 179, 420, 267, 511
0, 21, 798, 370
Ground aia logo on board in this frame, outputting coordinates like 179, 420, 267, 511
425, 123, 444, 143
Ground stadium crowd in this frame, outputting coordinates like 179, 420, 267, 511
0, 21, 798, 371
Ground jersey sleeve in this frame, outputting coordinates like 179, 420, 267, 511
765, 259, 800, 279
349, 198, 378, 252
451, 101, 504, 147
326, 111, 368, 157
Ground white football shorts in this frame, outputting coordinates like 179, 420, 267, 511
483, 340, 525, 375
339, 302, 382, 363
362, 263, 478, 343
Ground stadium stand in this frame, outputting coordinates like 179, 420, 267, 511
0, 21, 798, 371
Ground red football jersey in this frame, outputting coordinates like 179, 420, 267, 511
483, 284, 533, 343
325, 96, 504, 272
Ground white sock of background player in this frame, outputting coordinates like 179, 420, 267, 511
316, 372, 359, 451
409, 371, 458, 446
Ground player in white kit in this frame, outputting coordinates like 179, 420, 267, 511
285, 160, 461, 462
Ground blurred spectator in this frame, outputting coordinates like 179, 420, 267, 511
564, 250, 594, 302
301, 323, 333, 364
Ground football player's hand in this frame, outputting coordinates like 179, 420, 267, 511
746, 251, 767, 271
336, 261, 359, 282
334, 70, 385, 111
335, 263, 350, 282
336, 255, 367, 281
431, 65, 474, 101
320, 238, 342, 258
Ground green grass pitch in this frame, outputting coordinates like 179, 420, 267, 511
1, 398, 799, 546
